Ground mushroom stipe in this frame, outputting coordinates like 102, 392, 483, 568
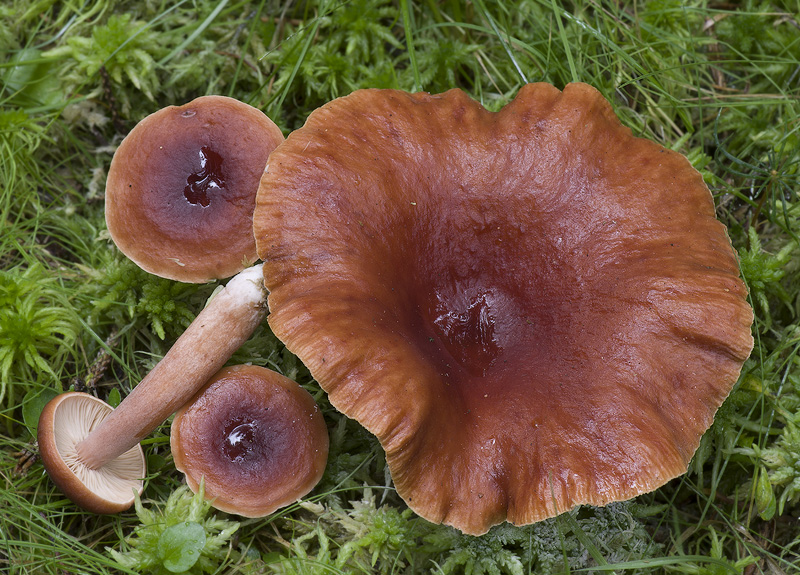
253, 83, 754, 535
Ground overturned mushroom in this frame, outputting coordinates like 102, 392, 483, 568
253, 83, 754, 535
38, 393, 145, 514
38, 264, 267, 512
171, 365, 329, 517
105, 95, 283, 283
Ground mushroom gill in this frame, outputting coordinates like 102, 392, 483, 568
253, 83, 754, 535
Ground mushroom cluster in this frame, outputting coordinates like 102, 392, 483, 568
38, 96, 287, 514
253, 83, 754, 535
38, 249, 269, 512
40, 84, 753, 536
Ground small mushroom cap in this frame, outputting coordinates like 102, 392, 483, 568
253, 83, 754, 535
105, 95, 284, 283
38, 392, 145, 514
171, 365, 329, 517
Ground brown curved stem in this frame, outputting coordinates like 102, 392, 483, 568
75, 264, 267, 470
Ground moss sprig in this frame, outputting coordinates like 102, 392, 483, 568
43, 13, 163, 112
0, 262, 79, 407
107, 482, 240, 575
90, 256, 206, 341
738, 226, 797, 330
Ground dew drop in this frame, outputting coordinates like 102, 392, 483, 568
184, 146, 225, 207
432, 290, 502, 374
222, 419, 257, 462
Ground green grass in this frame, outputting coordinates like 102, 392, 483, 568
1, 0, 800, 573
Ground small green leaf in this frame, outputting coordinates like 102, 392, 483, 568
146, 452, 168, 473
107, 387, 122, 408
262, 551, 283, 564
755, 466, 777, 521
157, 521, 206, 573
3, 48, 62, 108
21, 388, 59, 437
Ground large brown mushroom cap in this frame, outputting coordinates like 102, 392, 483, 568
253, 83, 754, 535
106, 95, 284, 283
171, 365, 329, 517
38, 392, 145, 514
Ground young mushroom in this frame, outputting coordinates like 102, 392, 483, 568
171, 365, 329, 517
105, 94, 284, 283
253, 83, 755, 535
38, 263, 267, 512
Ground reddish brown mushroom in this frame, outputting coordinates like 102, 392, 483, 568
105, 95, 283, 283
170, 365, 329, 517
252, 83, 754, 535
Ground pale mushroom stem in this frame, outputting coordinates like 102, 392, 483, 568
75, 264, 267, 470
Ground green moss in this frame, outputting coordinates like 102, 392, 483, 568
0, 263, 78, 407
43, 13, 162, 111
738, 227, 796, 330
88, 256, 207, 341
107, 483, 241, 575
